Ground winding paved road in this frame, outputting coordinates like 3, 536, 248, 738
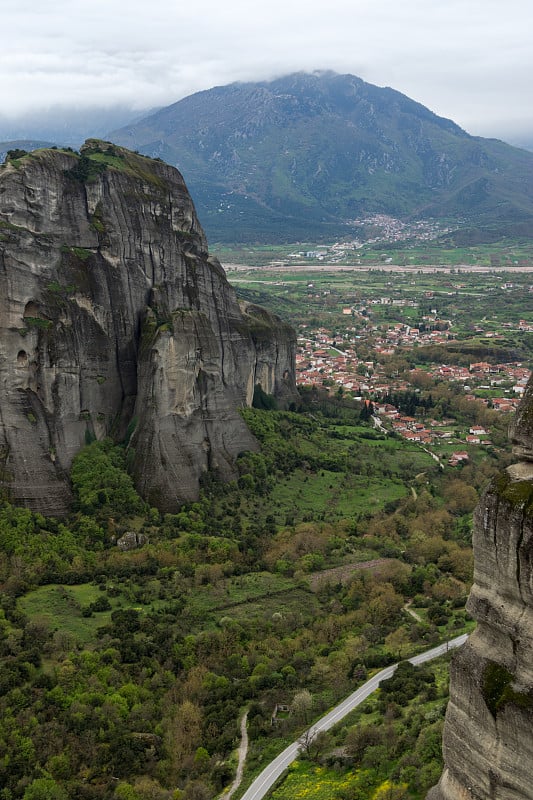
238, 634, 468, 800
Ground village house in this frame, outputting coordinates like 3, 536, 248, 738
402, 431, 422, 442
469, 362, 493, 373
469, 426, 487, 436
448, 451, 469, 467
492, 398, 519, 412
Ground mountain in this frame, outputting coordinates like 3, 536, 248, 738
0, 141, 296, 514
428, 374, 533, 800
108, 71, 533, 243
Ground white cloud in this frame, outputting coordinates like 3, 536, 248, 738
0, 0, 532, 138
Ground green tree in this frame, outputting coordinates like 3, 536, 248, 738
70, 439, 145, 518
291, 689, 313, 723
114, 784, 140, 800
385, 627, 411, 659
23, 779, 68, 800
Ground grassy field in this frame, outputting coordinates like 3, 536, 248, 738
270, 469, 407, 522
17, 571, 322, 644
213, 238, 533, 269
268, 761, 363, 800
19, 584, 115, 644
183, 572, 319, 628
236, 414, 438, 528
226, 260, 532, 315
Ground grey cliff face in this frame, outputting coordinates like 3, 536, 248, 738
0, 141, 296, 514
509, 376, 533, 463
427, 375, 533, 800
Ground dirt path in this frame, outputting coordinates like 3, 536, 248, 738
403, 600, 423, 622
224, 711, 249, 800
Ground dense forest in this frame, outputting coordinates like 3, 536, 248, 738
0, 387, 511, 800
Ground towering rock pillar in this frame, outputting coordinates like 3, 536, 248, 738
427, 376, 533, 799
0, 142, 297, 514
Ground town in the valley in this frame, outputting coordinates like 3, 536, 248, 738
227, 253, 533, 468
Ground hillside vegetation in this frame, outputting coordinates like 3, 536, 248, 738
0, 394, 506, 800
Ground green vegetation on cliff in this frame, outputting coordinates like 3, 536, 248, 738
493, 471, 533, 516
482, 661, 533, 716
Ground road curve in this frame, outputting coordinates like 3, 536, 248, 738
238, 634, 468, 800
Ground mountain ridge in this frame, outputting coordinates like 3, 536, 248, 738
108, 71, 533, 242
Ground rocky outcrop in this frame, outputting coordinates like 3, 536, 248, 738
427, 376, 533, 800
0, 141, 296, 514
116, 531, 147, 551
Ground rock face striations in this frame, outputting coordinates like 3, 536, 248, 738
0, 141, 296, 514
428, 375, 533, 800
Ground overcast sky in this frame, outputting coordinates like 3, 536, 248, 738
1, 0, 532, 140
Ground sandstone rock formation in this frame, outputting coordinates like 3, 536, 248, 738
0, 141, 296, 514
428, 375, 533, 800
